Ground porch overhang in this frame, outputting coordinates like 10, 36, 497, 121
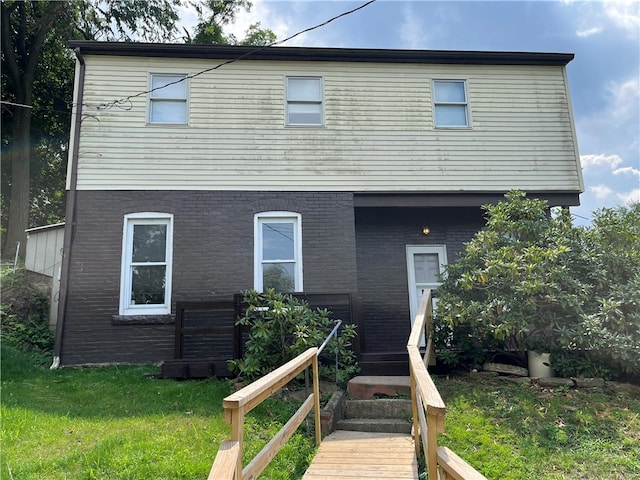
353, 191, 581, 208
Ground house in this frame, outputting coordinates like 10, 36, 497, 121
54, 42, 583, 374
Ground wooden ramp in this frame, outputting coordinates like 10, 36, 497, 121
302, 430, 418, 479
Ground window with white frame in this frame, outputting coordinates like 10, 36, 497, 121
148, 74, 188, 124
286, 76, 323, 126
433, 80, 469, 128
254, 212, 302, 292
120, 213, 173, 315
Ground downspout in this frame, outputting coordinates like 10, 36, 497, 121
51, 47, 85, 369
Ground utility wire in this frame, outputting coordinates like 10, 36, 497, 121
0, 100, 33, 109
96, 0, 377, 111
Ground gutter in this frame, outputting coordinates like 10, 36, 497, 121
67, 40, 575, 67
51, 47, 85, 369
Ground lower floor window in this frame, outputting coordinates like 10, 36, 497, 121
254, 212, 303, 292
120, 213, 173, 315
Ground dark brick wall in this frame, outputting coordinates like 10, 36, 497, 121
60, 190, 357, 365
355, 207, 484, 353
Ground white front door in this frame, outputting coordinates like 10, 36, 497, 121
406, 245, 448, 345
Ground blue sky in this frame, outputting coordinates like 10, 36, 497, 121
181, 0, 640, 224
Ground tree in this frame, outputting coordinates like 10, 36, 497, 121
573, 203, 640, 377
1, 0, 181, 259
1, 0, 275, 259
183, 0, 275, 45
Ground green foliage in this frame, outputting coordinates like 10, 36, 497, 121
229, 289, 359, 385
435, 192, 640, 379
183, 0, 276, 45
0, 269, 54, 365
575, 203, 640, 376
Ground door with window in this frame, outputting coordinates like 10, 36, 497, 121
406, 245, 447, 345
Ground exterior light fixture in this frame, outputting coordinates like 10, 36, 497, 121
422, 226, 430, 235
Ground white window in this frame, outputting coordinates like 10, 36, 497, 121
254, 212, 303, 292
120, 213, 173, 315
433, 80, 469, 128
149, 74, 188, 124
286, 76, 323, 126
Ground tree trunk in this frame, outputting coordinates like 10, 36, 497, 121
4, 106, 31, 260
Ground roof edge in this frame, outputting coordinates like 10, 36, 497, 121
68, 41, 574, 66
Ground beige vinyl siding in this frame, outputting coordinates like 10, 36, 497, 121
74, 56, 582, 192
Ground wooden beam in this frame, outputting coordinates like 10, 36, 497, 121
224, 348, 317, 415
243, 395, 316, 480
437, 446, 488, 480
208, 440, 239, 480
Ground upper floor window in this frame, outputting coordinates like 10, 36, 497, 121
149, 74, 188, 124
433, 80, 469, 128
254, 212, 303, 292
286, 76, 323, 126
120, 213, 173, 315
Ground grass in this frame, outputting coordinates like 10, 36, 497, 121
0, 345, 315, 479
435, 373, 640, 479
3, 346, 639, 479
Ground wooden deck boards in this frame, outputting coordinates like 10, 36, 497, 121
302, 430, 418, 480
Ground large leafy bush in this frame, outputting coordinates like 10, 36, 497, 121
229, 289, 359, 386
435, 192, 639, 380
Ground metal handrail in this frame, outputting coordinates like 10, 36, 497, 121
318, 319, 342, 384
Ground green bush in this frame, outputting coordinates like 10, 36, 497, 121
435, 192, 640, 380
0, 269, 54, 366
229, 289, 359, 386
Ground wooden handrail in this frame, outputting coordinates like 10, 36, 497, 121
408, 289, 487, 480
208, 440, 240, 479
210, 347, 322, 480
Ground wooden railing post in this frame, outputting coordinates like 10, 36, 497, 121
312, 353, 322, 446
227, 405, 245, 480
410, 370, 420, 457
427, 412, 439, 480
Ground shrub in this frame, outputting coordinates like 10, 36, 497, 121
229, 289, 359, 386
0, 268, 54, 366
434, 191, 589, 367
435, 193, 640, 380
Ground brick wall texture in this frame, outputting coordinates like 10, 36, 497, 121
60, 191, 483, 365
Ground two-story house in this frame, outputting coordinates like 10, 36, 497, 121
54, 42, 582, 374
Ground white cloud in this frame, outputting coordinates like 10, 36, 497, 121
225, 0, 292, 44
399, 4, 427, 49
580, 153, 624, 170
604, 0, 640, 37
576, 26, 602, 37
618, 189, 640, 204
589, 184, 615, 200
613, 166, 640, 177
607, 77, 640, 128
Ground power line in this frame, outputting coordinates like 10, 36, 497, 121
96, 0, 377, 112
0, 100, 33, 109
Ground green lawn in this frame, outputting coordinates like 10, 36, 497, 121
2, 346, 639, 479
0, 346, 315, 479
435, 373, 640, 479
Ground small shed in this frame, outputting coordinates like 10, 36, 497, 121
25, 223, 65, 330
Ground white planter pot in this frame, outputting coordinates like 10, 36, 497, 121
528, 350, 555, 378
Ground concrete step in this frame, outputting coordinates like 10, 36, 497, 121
343, 399, 412, 420
336, 418, 412, 434
347, 375, 412, 400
